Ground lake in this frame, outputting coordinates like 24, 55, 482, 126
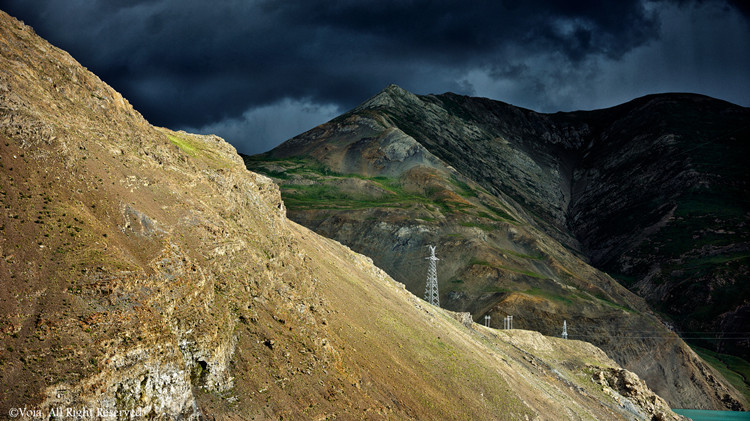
672, 409, 750, 420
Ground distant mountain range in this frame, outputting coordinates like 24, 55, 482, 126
245, 84, 750, 408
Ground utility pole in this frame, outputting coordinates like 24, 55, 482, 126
562, 320, 568, 339
424, 245, 440, 307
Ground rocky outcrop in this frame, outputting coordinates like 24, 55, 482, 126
0, 10, 292, 417
592, 368, 683, 421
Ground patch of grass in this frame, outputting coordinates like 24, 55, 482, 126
263, 170, 291, 180
654, 252, 750, 321
287, 160, 341, 177
690, 343, 750, 404
468, 259, 547, 279
448, 176, 478, 198
481, 202, 516, 222
524, 287, 574, 305
591, 292, 634, 313
249, 156, 480, 213
373, 177, 411, 197
246, 155, 341, 178
167, 133, 199, 157
684, 253, 750, 269
281, 181, 432, 211
500, 266, 547, 279
246, 155, 489, 215
165, 132, 234, 168
476, 211, 502, 221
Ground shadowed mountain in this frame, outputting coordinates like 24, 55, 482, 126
0, 10, 703, 420
246, 84, 750, 409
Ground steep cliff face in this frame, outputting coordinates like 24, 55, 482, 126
0, 10, 287, 415
568, 95, 750, 362
0, 10, 694, 420
247, 84, 749, 409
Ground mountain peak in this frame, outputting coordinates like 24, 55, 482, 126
355, 83, 422, 111
382, 83, 409, 95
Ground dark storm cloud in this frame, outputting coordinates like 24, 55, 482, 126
2, 0, 748, 153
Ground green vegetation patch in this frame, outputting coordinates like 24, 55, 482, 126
690, 343, 750, 404
166, 132, 234, 168
245, 154, 340, 177
590, 292, 634, 313
654, 253, 750, 321
448, 175, 478, 198
246, 155, 488, 213
499, 266, 547, 279
469, 259, 492, 267
246, 154, 517, 224
282, 182, 427, 210
481, 202, 517, 223
523, 287, 574, 306
468, 259, 547, 280
167, 133, 199, 157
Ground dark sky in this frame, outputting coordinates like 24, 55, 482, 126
3, 1, 749, 154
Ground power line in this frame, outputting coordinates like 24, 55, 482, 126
568, 335, 750, 340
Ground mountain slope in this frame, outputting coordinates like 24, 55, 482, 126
569, 95, 750, 360
246, 84, 749, 409
363, 87, 750, 361
0, 10, 692, 420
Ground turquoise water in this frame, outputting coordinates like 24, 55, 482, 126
673, 409, 750, 420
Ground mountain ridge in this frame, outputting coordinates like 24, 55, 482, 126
247, 83, 749, 409
359, 85, 750, 352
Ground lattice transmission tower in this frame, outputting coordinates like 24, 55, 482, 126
424, 245, 440, 307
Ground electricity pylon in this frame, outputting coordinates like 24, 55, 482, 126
562, 320, 568, 339
424, 245, 440, 307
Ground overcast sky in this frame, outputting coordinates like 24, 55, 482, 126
3, 0, 749, 154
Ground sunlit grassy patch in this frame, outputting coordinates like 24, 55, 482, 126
164, 131, 234, 168
690, 344, 750, 404
166, 133, 199, 157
